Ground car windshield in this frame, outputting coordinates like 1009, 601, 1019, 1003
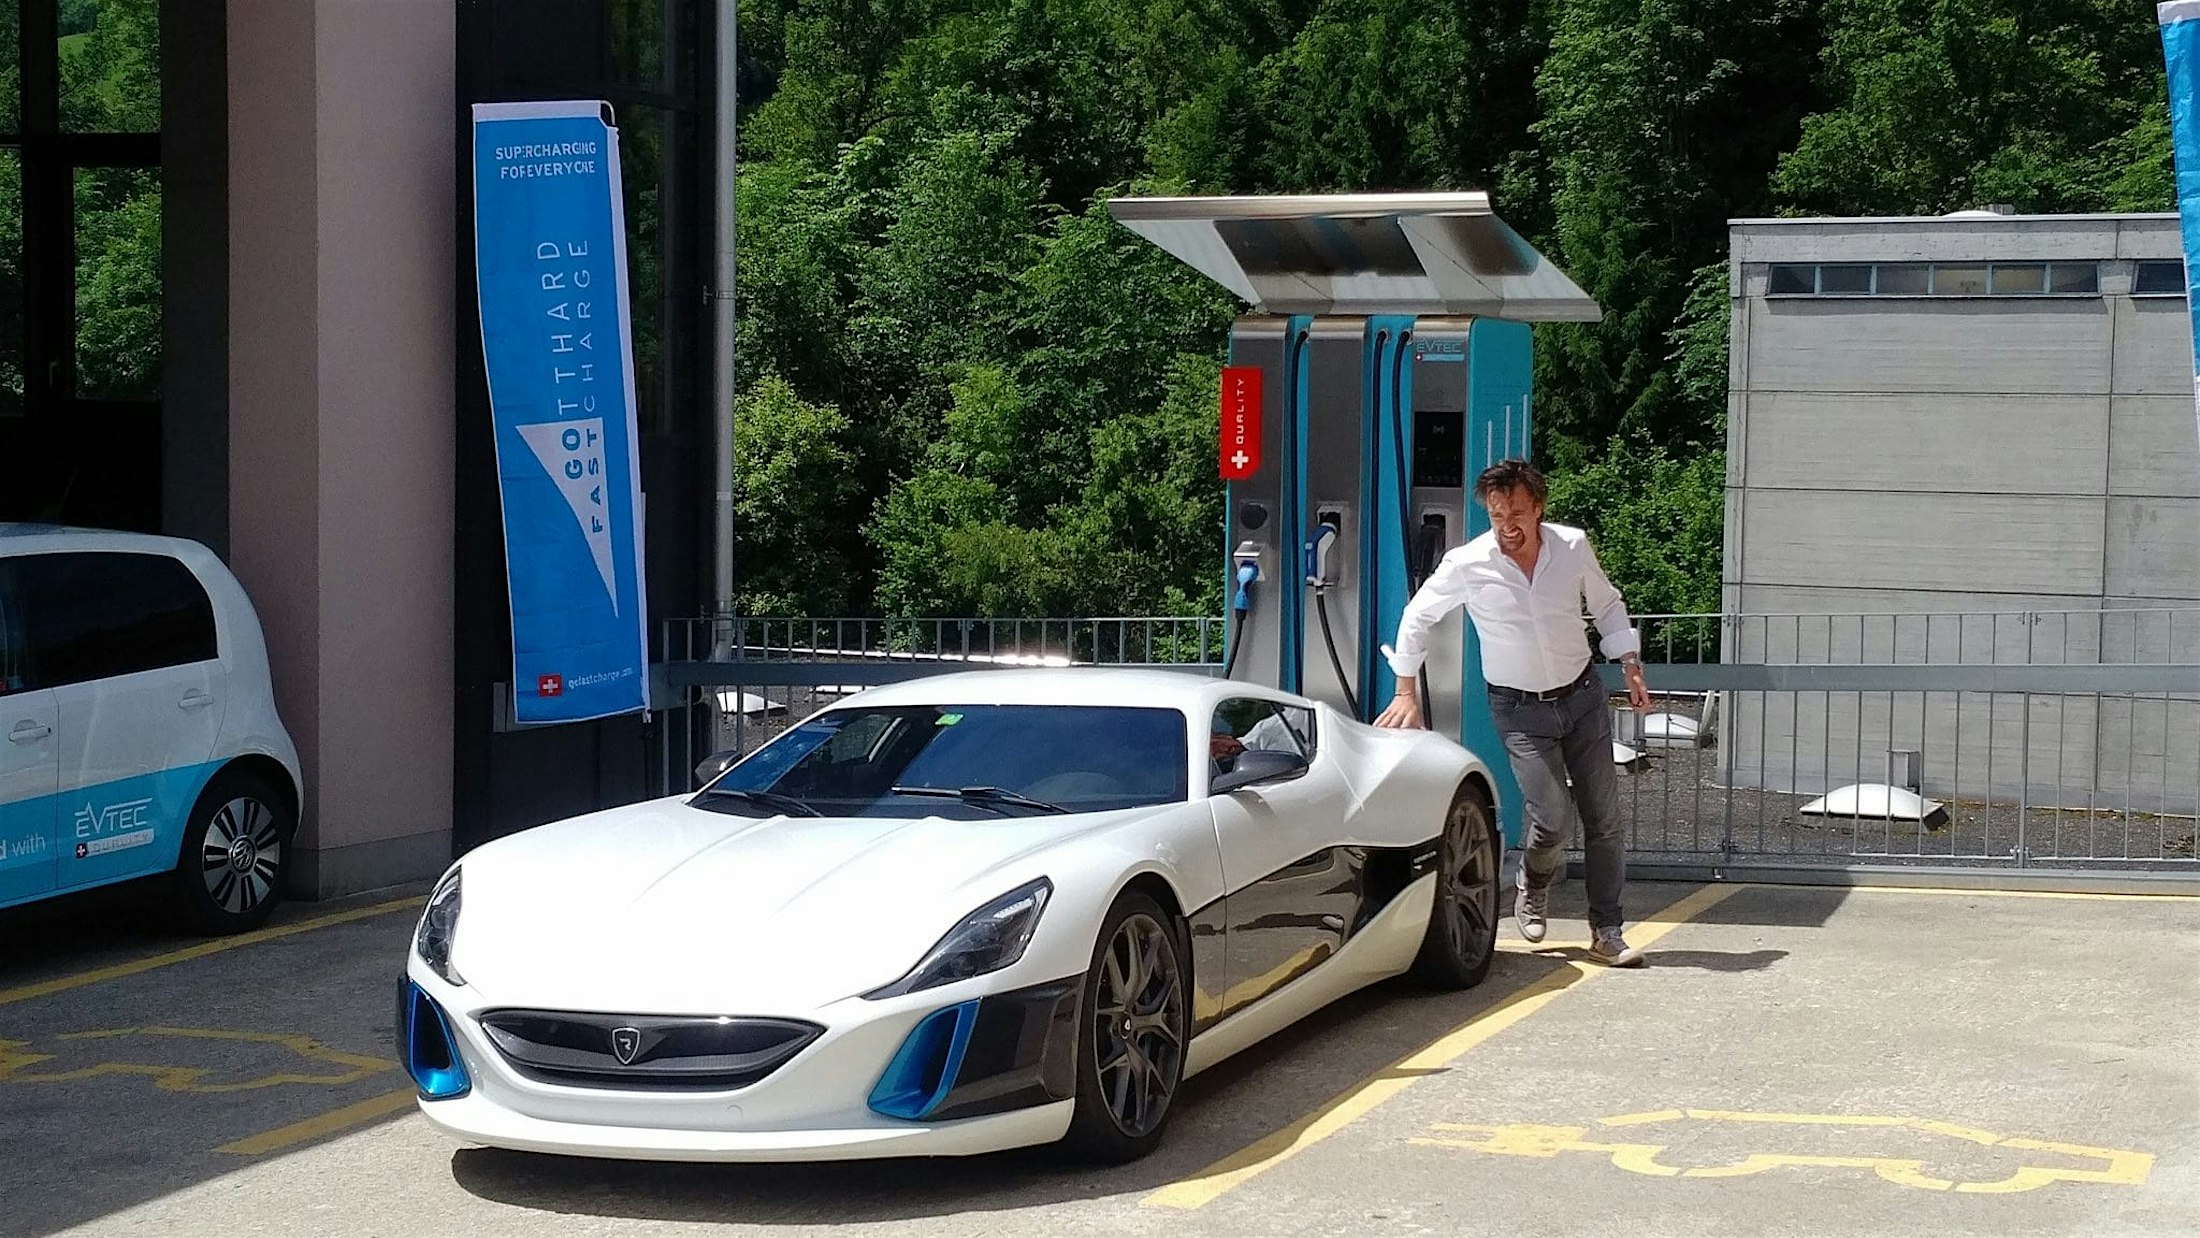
698, 703, 1189, 818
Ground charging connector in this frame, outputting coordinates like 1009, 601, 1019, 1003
1224, 543, 1263, 679
1302, 513, 1360, 717
1304, 513, 1342, 587
1231, 543, 1262, 611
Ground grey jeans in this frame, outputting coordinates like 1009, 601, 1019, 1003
1488, 669, 1626, 930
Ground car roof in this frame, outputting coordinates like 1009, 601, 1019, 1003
831, 666, 1301, 713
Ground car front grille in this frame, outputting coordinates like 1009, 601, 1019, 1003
476, 1009, 824, 1091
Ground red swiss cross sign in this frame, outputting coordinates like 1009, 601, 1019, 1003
538, 674, 565, 698
1219, 366, 1262, 480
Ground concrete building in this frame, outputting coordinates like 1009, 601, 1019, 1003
1723, 210, 2200, 812
1, 0, 724, 897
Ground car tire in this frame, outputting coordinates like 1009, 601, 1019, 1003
1408, 782, 1500, 989
1060, 887, 1191, 1164
169, 767, 293, 935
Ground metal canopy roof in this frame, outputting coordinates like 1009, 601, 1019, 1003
1105, 192, 1602, 321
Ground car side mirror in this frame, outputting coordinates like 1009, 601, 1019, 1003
693, 750, 740, 788
1211, 748, 1308, 795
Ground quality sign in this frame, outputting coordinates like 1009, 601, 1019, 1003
1219, 366, 1263, 481
471, 101, 650, 725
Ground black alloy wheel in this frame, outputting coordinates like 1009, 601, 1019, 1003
1063, 889, 1189, 1162
1409, 784, 1500, 988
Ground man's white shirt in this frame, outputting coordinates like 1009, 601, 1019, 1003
1383, 522, 1640, 694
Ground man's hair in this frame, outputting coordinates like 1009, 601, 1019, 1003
1475, 458, 1548, 504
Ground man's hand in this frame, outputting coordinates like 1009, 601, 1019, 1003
1374, 689, 1425, 729
1621, 657, 1651, 712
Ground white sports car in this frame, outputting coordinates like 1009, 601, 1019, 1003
399, 668, 1505, 1164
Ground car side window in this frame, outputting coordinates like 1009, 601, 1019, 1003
818, 712, 902, 764
1208, 698, 1316, 773
0, 565, 23, 695
14, 552, 219, 689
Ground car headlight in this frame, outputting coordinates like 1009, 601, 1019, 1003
414, 867, 464, 986
865, 877, 1052, 999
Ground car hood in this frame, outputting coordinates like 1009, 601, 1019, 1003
446, 794, 1156, 1014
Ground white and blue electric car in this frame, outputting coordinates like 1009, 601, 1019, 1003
0, 525, 303, 933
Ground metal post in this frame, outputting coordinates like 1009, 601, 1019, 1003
709, 0, 739, 636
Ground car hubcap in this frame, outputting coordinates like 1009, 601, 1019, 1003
201, 797, 282, 915
1093, 913, 1184, 1138
1443, 802, 1497, 968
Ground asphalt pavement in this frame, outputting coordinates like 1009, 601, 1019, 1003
3, 872, 2194, 1238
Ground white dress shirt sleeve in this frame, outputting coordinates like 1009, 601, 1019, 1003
1381, 549, 1472, 679
1580, 538, 1641, 663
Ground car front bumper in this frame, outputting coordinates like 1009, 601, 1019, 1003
398, 962, 1084, 1162
413, 1089, 1077, 1162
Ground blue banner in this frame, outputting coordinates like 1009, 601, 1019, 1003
2162, 2, 2200, 454
471, 101, 650, 724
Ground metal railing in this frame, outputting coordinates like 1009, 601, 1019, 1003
643, 608, 2200, 880
648, 615, 1225, 795
1605, 609, 2199, 878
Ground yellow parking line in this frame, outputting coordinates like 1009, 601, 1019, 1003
0, 896, 424, 1008
217, 1086, 419, 1156
1143, 883, 1744, 1210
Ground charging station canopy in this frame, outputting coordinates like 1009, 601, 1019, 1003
1105, 192, 1602, 321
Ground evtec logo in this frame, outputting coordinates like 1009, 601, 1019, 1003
75, 798, 154, 839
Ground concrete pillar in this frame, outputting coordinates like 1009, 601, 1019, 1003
227, 0, 457, 896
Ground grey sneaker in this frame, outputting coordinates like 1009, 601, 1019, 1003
1515, 882, 1548, 943
1589, 927, 1644, 967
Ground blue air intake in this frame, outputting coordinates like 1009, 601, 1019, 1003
867, 1000, 978, 1120
398, 979, 472, 1100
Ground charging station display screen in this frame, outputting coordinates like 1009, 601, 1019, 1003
1412, 410, 1464, 488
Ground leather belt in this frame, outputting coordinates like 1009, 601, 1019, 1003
1486, 664, 1595, 704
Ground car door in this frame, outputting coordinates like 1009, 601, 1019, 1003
0, 563, 59, 908
15, 552, 225, 892
1204, 697, 1357, 1019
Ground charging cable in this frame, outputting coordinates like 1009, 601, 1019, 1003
1224, 553, 1259, 679
1304, 523, 1361, 717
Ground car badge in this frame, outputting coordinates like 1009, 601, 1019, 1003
611, 1026, 642, 1065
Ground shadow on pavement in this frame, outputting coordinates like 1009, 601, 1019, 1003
444, 947, 1590, 1225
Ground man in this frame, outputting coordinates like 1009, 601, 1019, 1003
1374, 458, 1651, 967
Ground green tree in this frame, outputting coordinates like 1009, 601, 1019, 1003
723, 0, 2178, 626
1532, 0, 1821, 459
1776, 0, 2172, 215
1545, 438, 1725, 624
731, 376, 862, 614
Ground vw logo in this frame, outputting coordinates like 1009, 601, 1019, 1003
610, 1026, 643, 1065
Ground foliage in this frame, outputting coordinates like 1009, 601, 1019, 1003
1774, 0, 2170, 215
1545, 438, 1726, 622
8, 0, 2178, 626
717, 0, 2178, 622
730, 376, 861, 615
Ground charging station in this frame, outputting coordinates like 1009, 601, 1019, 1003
1107, 193, 1601, 844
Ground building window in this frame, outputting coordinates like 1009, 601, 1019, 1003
1931, 263, 1990, 296
1765, 260, 2107, 298
1875, 264, 1930, 295
1767, 264, 1815, 295
1817, 264, 1872, 294
2132, 259, 2186, 296
2, 0, 164, 534
2048, 262, 2099, 294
